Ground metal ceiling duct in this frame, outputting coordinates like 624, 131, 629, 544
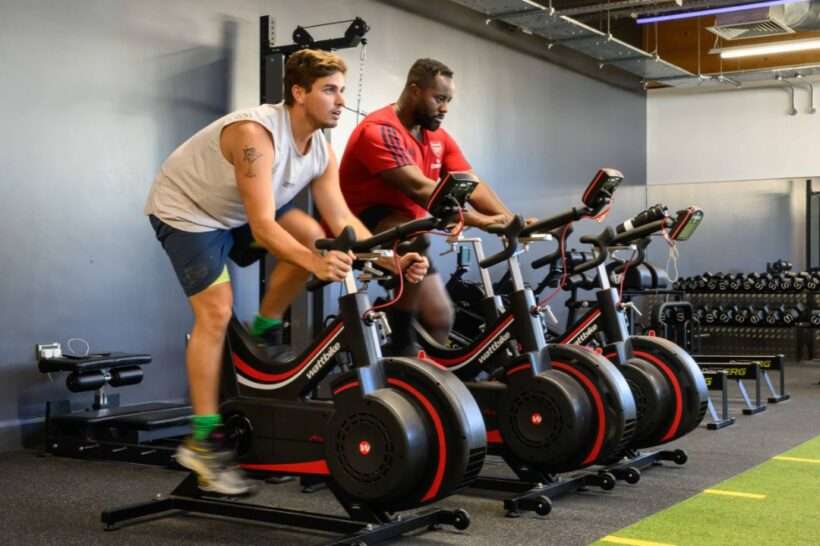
788, 0, 820, 30
708, 1, 820, 41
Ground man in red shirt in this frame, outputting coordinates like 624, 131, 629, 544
340, 58, 518, 354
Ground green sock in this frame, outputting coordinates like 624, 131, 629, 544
250, 314, 283, 337
192, 414, 222, 442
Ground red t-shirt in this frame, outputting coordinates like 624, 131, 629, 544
339, 104, 471, 220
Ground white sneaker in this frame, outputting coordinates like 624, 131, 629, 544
176, 436, 255, 496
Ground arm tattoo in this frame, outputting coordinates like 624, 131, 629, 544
242, 146, 262, 178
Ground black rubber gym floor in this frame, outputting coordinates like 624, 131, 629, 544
2, 363, 818, 546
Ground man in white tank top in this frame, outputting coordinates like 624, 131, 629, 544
145, 49, 428, 495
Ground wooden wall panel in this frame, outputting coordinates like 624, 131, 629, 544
643, 18, 820, 74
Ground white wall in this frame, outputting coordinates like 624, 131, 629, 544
647, 81, 820, 185
646, 179, 807, 274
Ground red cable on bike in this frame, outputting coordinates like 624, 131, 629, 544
363, 207, 467, 318
535, 223, 572, 309
365, 241, 404, 318
533, 202, 612, 310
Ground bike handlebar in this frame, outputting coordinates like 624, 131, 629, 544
308, 217, 442, 291
519, 207, 588, 238
478, 215, 526, 269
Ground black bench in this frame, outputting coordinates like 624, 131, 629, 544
39, 352, 191, 466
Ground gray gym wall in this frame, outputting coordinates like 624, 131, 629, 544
645, 179, 809, 278
0, 0, 646, 451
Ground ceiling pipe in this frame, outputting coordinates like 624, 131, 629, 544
787, 1, 820, 30
792, 73, 816, 113
776, 74, 800, 114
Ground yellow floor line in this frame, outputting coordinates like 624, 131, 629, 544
600, 536, 676, 546
703, 488, 766, 500
773, 455, 820, 465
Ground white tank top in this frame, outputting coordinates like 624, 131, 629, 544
144, 103, 329, 232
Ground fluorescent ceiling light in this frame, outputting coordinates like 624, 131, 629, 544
713, 38, 820, 58
636, 0, 804, 25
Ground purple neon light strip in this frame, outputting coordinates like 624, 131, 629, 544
636, 0, 804, 24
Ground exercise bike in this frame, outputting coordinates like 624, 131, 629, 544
528, 206, 709, 471
445, 193, 708, 479
405, 169, 639, 515
101, 174, 487, 545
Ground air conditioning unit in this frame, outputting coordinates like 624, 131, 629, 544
707, 6, 795, 40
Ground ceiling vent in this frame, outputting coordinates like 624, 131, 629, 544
707, 6, 795, 40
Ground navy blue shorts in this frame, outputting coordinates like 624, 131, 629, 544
149, 201, 295, 297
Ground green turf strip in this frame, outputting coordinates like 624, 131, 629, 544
591, 436, 820, 546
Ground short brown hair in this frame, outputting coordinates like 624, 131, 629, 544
284, 49, 347, 106
405, 58, 453, 90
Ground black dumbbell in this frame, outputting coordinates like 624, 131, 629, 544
706, 273, 724, 292
697, 273, 717, 292
763, 305, 783, 326
727, 274, 742, 291
767, 259, 792, 275
743, 273, 760, 292
714, 273, 741, 292
718, 306, 736, 324
753, 273, 771, 292
748, 306, 765, 325
685, 276, 699, 291
703, 305, 721, 325
734, 306, 751, 325
665, 307, 688, 324
766, 274, 784, 292
660, 305, 676, 325
782, 304, 806, 326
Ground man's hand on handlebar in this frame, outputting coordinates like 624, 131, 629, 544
376, 253, 429, 284
399, 253, 429, 284
311, 250, 355, 282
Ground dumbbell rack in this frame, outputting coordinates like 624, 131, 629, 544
635, 290, 820, 360
691, 292, 815, 359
